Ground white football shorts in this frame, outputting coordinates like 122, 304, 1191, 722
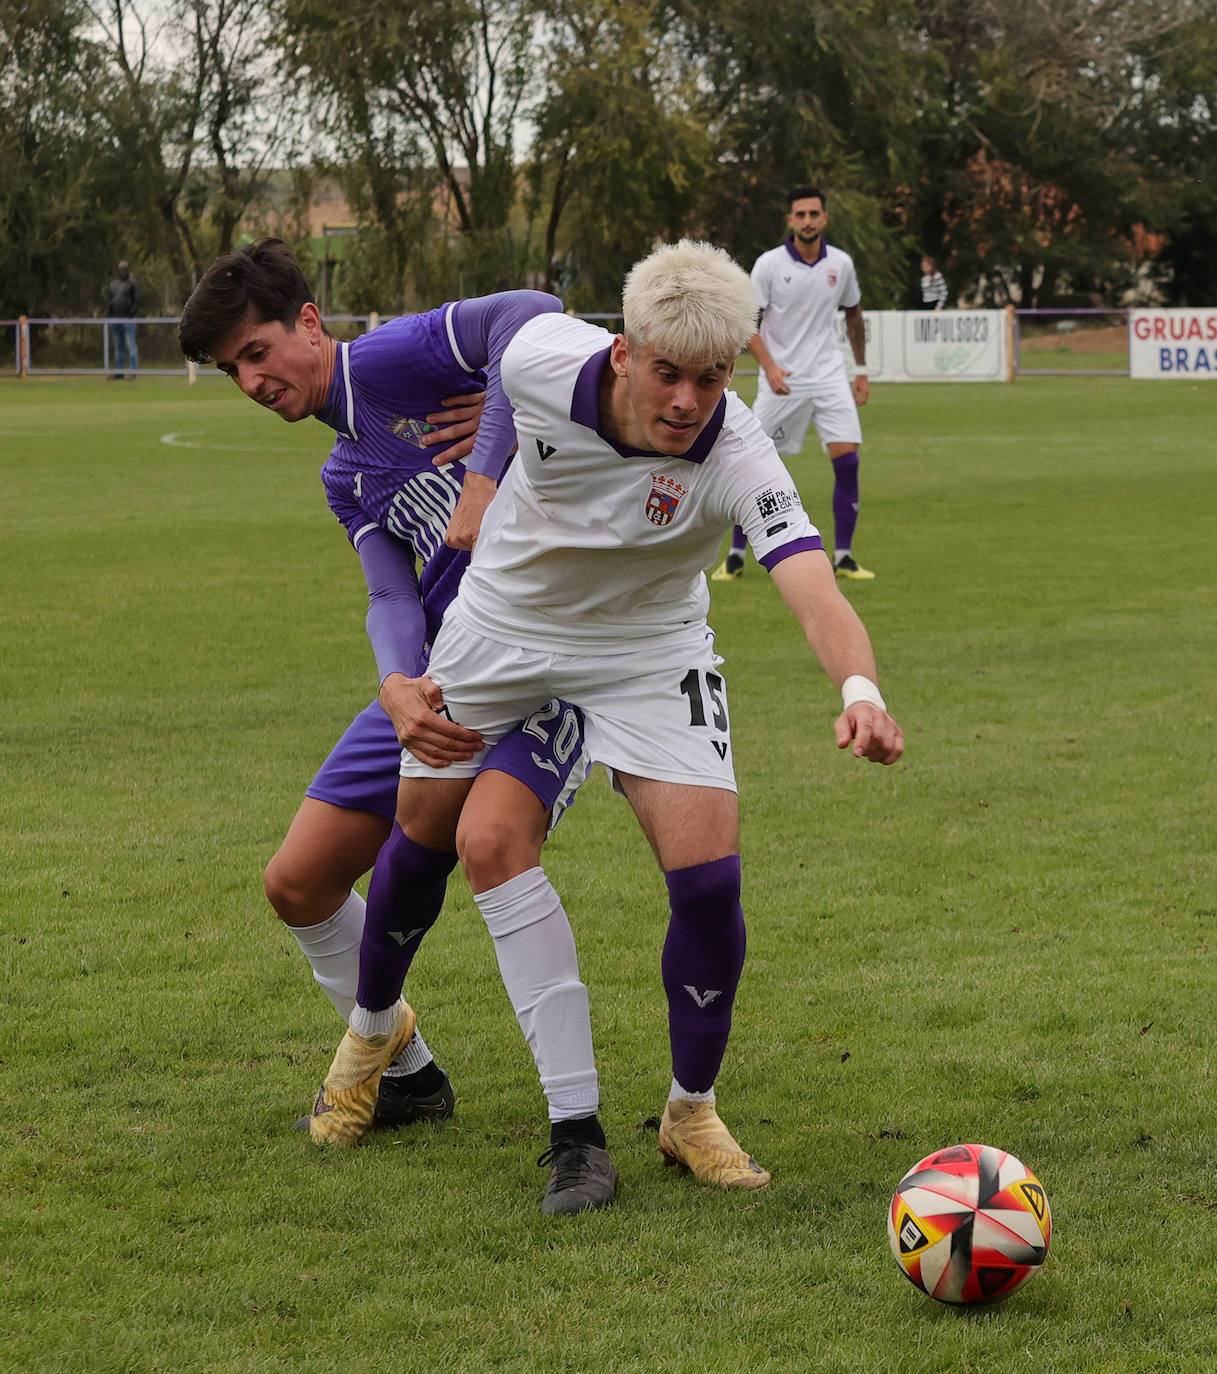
752, 372, 862, 455
400, 614, 737, 792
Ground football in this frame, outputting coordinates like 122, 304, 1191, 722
887, 1143, 1051, 1304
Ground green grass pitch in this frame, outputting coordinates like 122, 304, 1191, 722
1, 370, 1215, 1372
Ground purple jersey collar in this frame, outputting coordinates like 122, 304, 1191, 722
570, 345, 725, 464
783, 235, 829, 268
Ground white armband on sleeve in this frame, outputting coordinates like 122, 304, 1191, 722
841, 674, 886, 711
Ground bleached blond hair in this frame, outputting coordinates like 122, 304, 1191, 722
622, 239, 758, 364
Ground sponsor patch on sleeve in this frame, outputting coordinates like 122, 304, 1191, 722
755, 487, 797, 521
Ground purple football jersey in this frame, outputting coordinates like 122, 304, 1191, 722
318, 306, 481, 651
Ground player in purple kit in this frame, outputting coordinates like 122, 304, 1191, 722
178, 239, 587, 1133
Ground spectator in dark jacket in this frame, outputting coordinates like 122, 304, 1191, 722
104, 261, 140, 377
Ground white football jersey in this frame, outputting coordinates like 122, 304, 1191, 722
453, 313, 823, 659
751, 239, 861, 389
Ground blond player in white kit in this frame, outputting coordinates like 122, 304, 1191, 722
313, 240, 903, 1216
714, 185, 875, 583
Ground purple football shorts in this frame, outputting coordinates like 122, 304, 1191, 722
305, 700, 402, 820
306, 697, 587, 826
473, 697, 589, 828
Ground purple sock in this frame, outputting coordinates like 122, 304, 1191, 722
730, 524, 746, 555
662, 855, 746, 1094
831, 450, 860, 553
357, 824, 457, 1012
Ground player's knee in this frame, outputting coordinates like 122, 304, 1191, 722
458, 815, 542, 893
263, 850, 309, 923
664, 854, 742, 926
263, 848, 348, 926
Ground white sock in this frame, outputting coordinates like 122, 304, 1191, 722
288, 892, 362, 1021
671, 1078, 715, 1104
349, 1000, 403, 1039
382, 1027, 432, 1078
475, 867, 599, 1122
834, 549, 851, 565
289, 895, 433, 1074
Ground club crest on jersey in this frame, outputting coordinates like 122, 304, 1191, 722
827, 270, 839, 286
645, 473, 687, 527
386, 415, 436, 448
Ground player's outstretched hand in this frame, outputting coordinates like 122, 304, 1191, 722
424, 391, 486, 464
835, 703, 903, 765
379, 673, 483, 768
445, 471, 497, 551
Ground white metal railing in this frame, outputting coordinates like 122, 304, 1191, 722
1, 314, 377, 377
3, 308, 1136, 382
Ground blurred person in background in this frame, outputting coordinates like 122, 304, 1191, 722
920, 256, 948, 311
104, 260, 140, 379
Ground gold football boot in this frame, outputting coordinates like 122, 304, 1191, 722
658, 1097, 771, 1190
308, 1000, 417, 1147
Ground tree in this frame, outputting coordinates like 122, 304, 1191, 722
654, 0, 925, 305
178, 0, 302, 259
902, 0, 1199, 305
0, 0, 121, 314
527, 0, 714, 309
82, 0, 299, 304
276, 0, 539, 305
1119, 0, 1217, 304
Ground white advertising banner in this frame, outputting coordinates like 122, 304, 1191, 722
835, 310, 1012, 383
1128, 309, 1217, 379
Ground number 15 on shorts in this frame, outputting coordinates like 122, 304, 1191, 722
679, 668, 731, 761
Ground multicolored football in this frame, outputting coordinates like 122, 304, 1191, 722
888, 1143, 1051, 1304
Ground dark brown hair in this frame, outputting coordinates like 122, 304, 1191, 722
179, 238, 318, 362
787, 185, 827, 209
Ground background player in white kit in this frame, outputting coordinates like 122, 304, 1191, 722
713, 185, 875, 582
314, 240, 904, 1216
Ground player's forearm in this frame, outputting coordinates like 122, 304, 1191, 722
845, 313, 867, 367
803, 600, 879, 691
366, 594, 426, 683
748, 331, 778, 374
452, 291, 563, 482
356, 529, 428, 682
770, 552, 880, 688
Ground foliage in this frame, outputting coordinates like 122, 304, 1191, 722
660, 0, 925, 305
527, 0, 715, 309
0, 0, 299, 315
1120, 0, 1217, 305
5, 0, 1217, 312
81, 0, 302, 302
900, 0, 1200, 306
0, 0, 120, 315
275, 0, 540, 306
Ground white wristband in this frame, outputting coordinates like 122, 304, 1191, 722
841, 674, 885, 711
853, 366, 868, 376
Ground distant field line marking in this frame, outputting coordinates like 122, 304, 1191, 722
160, 430, 296, 453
